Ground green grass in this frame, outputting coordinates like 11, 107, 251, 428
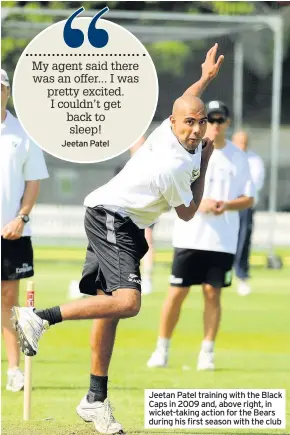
2, 248, 290, 435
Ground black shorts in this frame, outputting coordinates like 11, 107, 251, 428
79, 207, 149, 295
170, 248, 235, 289
1, 236, 34, 281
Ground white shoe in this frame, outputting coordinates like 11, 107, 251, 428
237, 280, 251, 296
6, 368, 24, 392
76, 396, 123, 434
142, 277, 152, 295
11, 307, 49, 356
147, 350, 168, 368
197, 350, 215, 371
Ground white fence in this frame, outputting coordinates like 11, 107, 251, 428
31, 205, 290, 248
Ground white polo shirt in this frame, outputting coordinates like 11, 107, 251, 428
172, 140, 255, 254
84, 118, 202, 229
1, 110, 49, 237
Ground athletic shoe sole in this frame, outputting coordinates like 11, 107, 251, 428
76, 407, 93, 423
76, 408, 124, 434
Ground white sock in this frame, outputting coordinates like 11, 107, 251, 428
201, 340, 214, 353
157, 337, 170, 352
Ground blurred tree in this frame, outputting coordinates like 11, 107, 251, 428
1, 1, 198, 90
1, 1, 290, 122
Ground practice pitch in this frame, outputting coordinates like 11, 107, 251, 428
2, 247, 289, 435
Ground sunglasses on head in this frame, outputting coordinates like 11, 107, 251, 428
208, 115, 227, 124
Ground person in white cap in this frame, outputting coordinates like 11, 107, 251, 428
1, 68, 49, 392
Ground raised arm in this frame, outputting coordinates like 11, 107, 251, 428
183, 43, 224, 98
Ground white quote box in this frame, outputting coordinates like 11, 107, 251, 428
144, 389, 286, 429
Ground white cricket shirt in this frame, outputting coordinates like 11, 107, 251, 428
1, 110, 49, 237
247, 150, 265, 204
84, 118, 202, 229
172, 140, 255, 254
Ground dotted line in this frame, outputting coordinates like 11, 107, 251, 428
25, 53, 146, 57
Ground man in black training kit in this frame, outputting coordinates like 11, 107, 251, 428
12, 45, 224, 435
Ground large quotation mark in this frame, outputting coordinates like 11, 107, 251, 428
63, 6, 109, 48
63, 7, 85, 48
88, 7, 109, 48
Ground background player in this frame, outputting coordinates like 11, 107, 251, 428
1, 69, 48, 391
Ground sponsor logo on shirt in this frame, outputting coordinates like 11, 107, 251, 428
16, 263, 33, 274
11, 141, 19, 148
190, 169, 200, 183
169, 275, 183, 284
128, 273, 141, 285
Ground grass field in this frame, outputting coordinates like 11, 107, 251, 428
2, 247, 290, 435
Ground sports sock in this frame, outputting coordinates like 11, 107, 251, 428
201, 340, 214, 353
87, 374, 108, 403
34, 306, 62, 325
157, 336, 170, 352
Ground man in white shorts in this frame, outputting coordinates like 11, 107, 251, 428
148, 101, 255, 371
